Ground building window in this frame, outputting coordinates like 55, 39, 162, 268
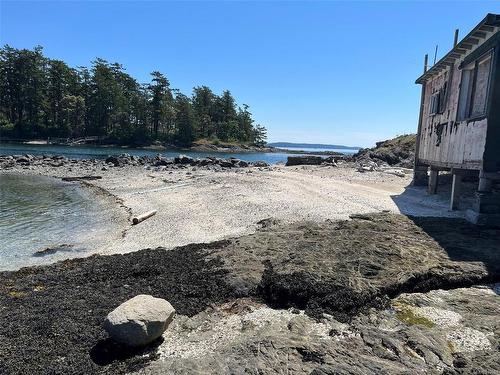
429, 82, 447, 115
429, 92, 440, 115
457, 50, 493, 121
438, 82, 447, 114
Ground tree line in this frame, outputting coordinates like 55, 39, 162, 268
0, 45, 267, 146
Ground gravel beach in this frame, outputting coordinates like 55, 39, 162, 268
0, 157, 465, 260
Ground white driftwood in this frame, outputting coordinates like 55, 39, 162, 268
132, 210, 157, 225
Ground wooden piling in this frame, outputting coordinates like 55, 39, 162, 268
450, 174, 462, 210
454, 29, 459, 47
428, 170, 439, 195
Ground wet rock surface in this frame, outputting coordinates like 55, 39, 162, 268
1, 213, 499, 374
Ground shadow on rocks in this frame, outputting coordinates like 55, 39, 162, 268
258, 261, 387, 322
90, 337, 163, 367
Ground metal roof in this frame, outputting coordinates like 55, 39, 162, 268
416, 13, 500, 84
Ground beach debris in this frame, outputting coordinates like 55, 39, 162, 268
33, 244, 74, 257
132, 210, 157, 225
383, 169, 406, 177
61, 175, 102, 182
357, 159, 379, 172
104, 294, 175, 347
357, 165, 376, 172
256, 217, 280, 228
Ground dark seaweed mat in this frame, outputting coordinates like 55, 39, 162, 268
0, 241, 236, 375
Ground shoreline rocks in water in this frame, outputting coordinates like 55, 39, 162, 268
0, 153, 271, 171
285, 155, 341, 166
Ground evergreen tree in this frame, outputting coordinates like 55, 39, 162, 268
252, 124, 267, 146
148, 71, 173, 139
192, 86, 215, 139
174, 93, 194, 145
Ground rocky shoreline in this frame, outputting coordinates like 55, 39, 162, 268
0, 153, 272, 171
0, 153, 349, 176
1, 213, 499, 374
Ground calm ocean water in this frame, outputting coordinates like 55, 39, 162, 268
0, 174, 119, 270
0, 143, 358, 164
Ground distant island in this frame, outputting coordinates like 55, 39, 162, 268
0, 46, 267, 148
268, 142, 361, 150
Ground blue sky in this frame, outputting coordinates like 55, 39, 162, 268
1, 1, 499, 147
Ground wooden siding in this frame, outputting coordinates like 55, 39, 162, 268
417, 34, 498, 169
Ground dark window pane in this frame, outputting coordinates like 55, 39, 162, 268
471, 53, 492, 118
457, 69, 472, 120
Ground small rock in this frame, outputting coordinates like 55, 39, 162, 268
253, 161, 269, 167
105, 155, 120, 167
385, 169, 406, 177
174, 155, 194, 165
286, 156, 324, 166
16, 157, 30, 164
358, 165, 375, 172
104, 294, 175, 347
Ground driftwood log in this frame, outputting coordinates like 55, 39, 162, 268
132, 210, 157, 225
62, 176, 102, 182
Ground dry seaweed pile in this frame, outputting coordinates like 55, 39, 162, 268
0, 243, 236, 375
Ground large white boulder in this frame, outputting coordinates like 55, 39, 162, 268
104, 294, 175, 347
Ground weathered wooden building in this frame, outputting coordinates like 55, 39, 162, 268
414, 13, 500, 225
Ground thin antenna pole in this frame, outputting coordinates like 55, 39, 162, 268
454, 29, 459, 47
433, 45, 439, 65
